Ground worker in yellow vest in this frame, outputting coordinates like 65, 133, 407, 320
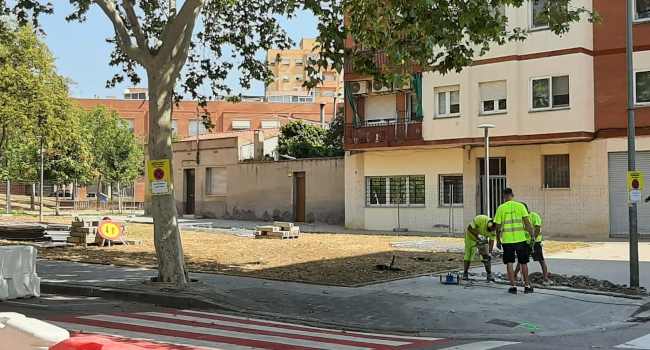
494, 188, 535, 294
462, 215, 497, 281
514, 203, 553, 285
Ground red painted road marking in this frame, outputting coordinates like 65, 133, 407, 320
50, 310, 454, 350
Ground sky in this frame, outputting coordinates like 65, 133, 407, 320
39, 3, 319, 99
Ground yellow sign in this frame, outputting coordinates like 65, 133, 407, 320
628, 171, 644, 203
97, 220, 123, 241
148, 159, 171, 196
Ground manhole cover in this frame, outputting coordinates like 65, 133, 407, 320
485, 319, 520, 328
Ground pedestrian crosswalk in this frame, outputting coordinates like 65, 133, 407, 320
616, 333, 650, 349
49, 309, 520, 350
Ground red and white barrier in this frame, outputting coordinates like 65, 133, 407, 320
0, 312, 70, 350
0, 246, 41, 300
50, 336, 147, 350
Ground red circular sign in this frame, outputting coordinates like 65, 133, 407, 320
633, 179, 640, 189
97, 220, 123, 241
153, 168, 165, 181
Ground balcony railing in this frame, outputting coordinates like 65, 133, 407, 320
344, 112, 423, 147
345, 51, 388, 75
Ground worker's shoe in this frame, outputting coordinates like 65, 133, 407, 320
462, 272, 469, 280
486, 273, 495, 282
508, 287, 517, 294
524, 286, 534, 294
542, 279, 554, 286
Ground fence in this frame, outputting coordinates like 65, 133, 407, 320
0, 180, 144, 216
363, 183, 613, 238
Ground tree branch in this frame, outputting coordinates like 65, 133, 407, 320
122, 0, 148, 52
156, 0, 204, 60
94, 0, 151, 68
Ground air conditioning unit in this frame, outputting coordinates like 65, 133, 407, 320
372, 80, 391, 93
350, 81, 368, 95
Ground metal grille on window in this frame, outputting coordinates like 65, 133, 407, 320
366, 177, 387, 205
390, 177, 407, 205
439, 175, 463, 205
544, 154, 570, 188
409, 176, 425, 204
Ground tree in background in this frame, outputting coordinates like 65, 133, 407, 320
1, 0, 598, 283
277, 119, 344, 159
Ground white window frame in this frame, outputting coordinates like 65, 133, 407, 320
324, 74, 336, 82
295, 58, 303, 66
261, 120, 281, 129
529, 75, 570, 111
435, 87, 460, 118
295, 74, 304, 82
439, 174, 464, 207
171, 119, 179, 135
232, 120, 251, 130
635, 0, 650, 22
188, 119, 208, 136
635, 69, 650, 106
281, 58, 290, 66
205, 167, 227, 196
123, 118, 135, 133
530, 0, 550, 30
365, 176, 426, 207
282, 74, 290, 82
479, 81, 507, 116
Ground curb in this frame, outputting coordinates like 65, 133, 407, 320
40, 281, 643, 340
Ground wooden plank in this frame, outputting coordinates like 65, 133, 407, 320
273, 222, 294, 229
67, 237, 83, 243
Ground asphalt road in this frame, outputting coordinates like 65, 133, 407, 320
2, 295, 649, 350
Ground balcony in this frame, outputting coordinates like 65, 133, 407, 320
344, 51, 388, 76
344, 112, 423, 149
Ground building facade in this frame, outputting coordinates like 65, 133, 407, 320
344, 0, 650, 238
266, 39, 344, 101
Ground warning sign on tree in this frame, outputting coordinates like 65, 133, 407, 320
148, 159, 171, 195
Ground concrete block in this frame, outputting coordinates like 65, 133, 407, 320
255, 225, 280, 232
1, 246, 36, 276
71, 221, 87, 227
273, 222, 294, 229
7, 272, 41, 299
0, 312, 70, 350
0, 278, 8, 301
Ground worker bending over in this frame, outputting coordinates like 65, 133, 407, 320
463, 215, 497, 281
494, 188, 535, 294
514, 203, 553, 285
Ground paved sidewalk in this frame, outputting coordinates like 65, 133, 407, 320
37, 260, 643, 338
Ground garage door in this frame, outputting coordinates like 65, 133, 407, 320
609, 152, 650, 236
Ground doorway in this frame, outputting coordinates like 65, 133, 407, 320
294, 172, 306, 222
478, 157, 507, 217
184, 169, 196, 215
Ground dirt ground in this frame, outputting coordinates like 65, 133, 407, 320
0, 215, 593, 286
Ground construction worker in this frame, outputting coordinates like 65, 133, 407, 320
514, 204, 553, 285
494, 188, 535, 294
462, 215, 497, 281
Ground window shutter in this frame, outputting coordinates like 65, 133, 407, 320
210, 168, 227, 196
232, 120, 251, 130
552, 76, 569, 96
435, 85, 460, 93
480, 81, 507, 101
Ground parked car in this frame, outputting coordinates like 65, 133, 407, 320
47, 190, 72, 197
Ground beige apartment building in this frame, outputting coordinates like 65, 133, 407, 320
266, 39, 343, 102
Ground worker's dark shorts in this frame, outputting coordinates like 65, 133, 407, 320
503, 242, 530, 265
530, 242, 544, 262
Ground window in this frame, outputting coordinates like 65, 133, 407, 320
324, 74, 335, 81
188, 120, 207, 136
232, 120, 251, 130
295, 58, 303, 66
480, 81, 507, 115
365, 176, 425, 206
268, 60, 276, 66
205, 167, 227, 196
408, 93, 420, 120
282, 74, 290, 82
261, 120, 281, 129
544, 154, 570, 188
636, 70, 650, 105
282, 58, 290, 66
123, 118, 135, 133
295, 74, 304, 82
531, 0, 565, 29
435, 86, 460, 118
636, 0, 650, 21
171, 119, 179, 135
439, 175, 463, 206
531, 76, 569, 110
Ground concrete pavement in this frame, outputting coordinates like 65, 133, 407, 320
37, 260, 643, 339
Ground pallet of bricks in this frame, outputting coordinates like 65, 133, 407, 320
254, 222, 300, 239
67, 219, 103, 245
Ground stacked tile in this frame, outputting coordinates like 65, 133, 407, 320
67, 219, 103, 245
0, 246, 41, 300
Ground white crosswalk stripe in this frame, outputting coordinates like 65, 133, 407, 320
49, 309, 519, 350
616, 333, 650, 349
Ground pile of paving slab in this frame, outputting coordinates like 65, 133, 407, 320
0, 245, 41, 301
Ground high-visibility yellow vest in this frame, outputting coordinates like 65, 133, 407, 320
494, 200, 529, 244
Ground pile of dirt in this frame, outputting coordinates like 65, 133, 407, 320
530, 272, 648, 296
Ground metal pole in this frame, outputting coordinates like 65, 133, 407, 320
39, 137, 44, 222
484, 128, 491, 217
6, 179, 10, 214
627, 0, 639, 288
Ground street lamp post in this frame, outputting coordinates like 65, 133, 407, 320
36, 136, 44, 222
626, 0, 639, 288
478, 124, 496, 217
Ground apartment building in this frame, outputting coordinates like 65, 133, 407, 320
266, 38, 344, 102
344, 0, 650, 238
